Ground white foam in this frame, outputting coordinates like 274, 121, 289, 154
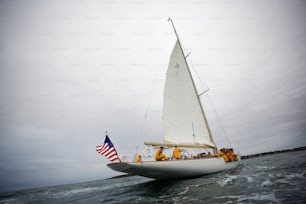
278, 179, 289, 185
246, 176, 254, 182
216, 195, 243, 201
285, 171, 306, 179
275, 170, 306, 186
178, 187, 189, 195
238, 192, 277, 202
0, 198, 24, 204
217, 175, 237, 187
52, 178, 150, 199
53, 187, 103, 199
216, 192, 278, 203
261, 179, 273, 187
255, 166, 275, 170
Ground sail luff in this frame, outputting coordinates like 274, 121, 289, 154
167, 18, 217, 150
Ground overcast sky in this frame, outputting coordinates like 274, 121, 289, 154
0, 0, 306, 191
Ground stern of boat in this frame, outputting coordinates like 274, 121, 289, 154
107, 162, 131, 174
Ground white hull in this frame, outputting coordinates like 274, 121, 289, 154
107, 158, 239, 180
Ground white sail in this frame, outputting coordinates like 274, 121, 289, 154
162, 40, 215, 148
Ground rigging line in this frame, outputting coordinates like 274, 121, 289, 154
205, 92, 233, 148
180, 35, 232, 149
136, 69, 158, 154
186, 53, 210, 94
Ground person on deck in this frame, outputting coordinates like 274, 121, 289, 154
134, 154, 142, 162
223, 149, 232, 162
173, 146, 185, 159
218, 148, 230, 162
229, 148, 238, 161
225, 149, 232, 162
218, 148, 225, 157
155, 146, 169, 161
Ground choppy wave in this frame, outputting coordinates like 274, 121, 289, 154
238, 192, 277, 202
216, 192, 278, 203
52, 187, 104, 199
261, 179, 274, 187
217, 175, 238, 187
255, 165, 276, 170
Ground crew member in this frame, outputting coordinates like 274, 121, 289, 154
155, 146, 169, 161
173, 146, 185, 159
218, 148, 230, 162
218, 148, 225, 157
229, 148, 238, 161
134, 154, 142, 162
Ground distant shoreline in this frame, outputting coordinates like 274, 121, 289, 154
241, 146, 306, 160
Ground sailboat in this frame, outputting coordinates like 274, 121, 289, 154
107, 18, 240, 179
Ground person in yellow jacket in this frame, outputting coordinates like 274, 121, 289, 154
155, 146, 169, 161
218, 148, 230, 162
218, 148, 224, 157
134, 154, 142, 162
173, 146, 185, 159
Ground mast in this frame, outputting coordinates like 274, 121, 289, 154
168, 18, 217, 153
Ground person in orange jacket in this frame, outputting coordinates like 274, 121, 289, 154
155, 146, 169, 161
218, 148, 230, 162
134, 154, 142, 162
173, 146, 185, 159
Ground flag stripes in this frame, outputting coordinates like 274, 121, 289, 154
96, 135, 120, 162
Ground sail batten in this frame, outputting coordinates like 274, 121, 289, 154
162, 40, 215, 148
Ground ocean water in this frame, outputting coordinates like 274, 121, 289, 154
1, 150, 306, 204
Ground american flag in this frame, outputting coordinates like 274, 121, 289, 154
96, 135, 120, 162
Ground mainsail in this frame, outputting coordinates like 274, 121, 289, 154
162, 40, 215, 148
